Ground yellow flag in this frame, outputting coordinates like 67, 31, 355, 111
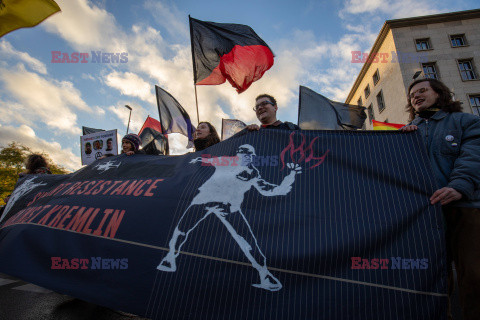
0, 0, 60, 38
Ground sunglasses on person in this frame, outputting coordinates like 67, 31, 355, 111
253, 100, 274, 111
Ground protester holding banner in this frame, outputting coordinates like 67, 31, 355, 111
246, 94, 299, 131
3, 154, 51, 208
121, 134, 144, 156
20, 154, 52, 177
401, 78, 480, 320
193, 122, 220, 151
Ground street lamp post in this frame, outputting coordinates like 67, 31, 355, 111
125, 105, 132, 134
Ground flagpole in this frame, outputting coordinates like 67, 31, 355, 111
189, 15, 200, 125
194, 83, 200, 125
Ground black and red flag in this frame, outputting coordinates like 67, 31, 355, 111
189, 16, 274, 93
138, 116, 169, 155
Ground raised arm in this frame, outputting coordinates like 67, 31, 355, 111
253, 163, 302, 196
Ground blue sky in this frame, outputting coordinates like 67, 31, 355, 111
0, 0, 476, 171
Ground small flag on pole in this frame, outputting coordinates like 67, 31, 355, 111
155, 85, 195, 148
372, 119, 404, 130
82, 126, 104, 136
0, 0, 60, 38
298, 86, 366, 130
221, 119, 246, 140
190, 16, 274, 93
138, 116, 168, 155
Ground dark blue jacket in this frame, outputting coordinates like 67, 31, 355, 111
410, 110, 480, 207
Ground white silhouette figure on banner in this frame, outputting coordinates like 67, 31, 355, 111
157, 144, 302, 291
0, 177, 47, 224
94, 160, 121, 173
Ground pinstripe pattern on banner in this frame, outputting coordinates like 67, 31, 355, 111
143, 130, 446, 319
0, 130, 447, 320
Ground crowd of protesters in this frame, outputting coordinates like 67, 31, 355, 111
2, 78, 479, 319
115, 81, 480, 319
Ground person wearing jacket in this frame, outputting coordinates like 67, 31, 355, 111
401, 78, 480, 320
193, 122, 220, 151
246, 94, 300, 131
121, 133, 144, 155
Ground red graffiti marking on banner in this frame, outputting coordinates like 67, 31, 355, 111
280, 132, 330, 170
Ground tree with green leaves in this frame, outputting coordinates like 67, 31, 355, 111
0, 142, 69, 206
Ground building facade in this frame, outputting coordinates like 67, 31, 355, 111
345, 9, 480, 129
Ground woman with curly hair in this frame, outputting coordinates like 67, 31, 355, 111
22, 154, 51, 176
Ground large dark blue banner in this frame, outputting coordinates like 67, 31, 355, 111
0, 130, 447, 319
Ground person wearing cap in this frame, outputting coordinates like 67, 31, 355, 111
246, 94, 299, 131
401, 78, 480, 320
122, 133, 144, 156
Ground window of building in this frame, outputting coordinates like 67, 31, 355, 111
357, 97, 363, 106
372, 69, 380, 85
422, 63, 439, 79
367, 104, 374, 124
450, 34, 467, 47
458, 59, 477, 81
364, 84, 370, 99
470, 95, 480, 116
415, 38, 431, 51
376, 91, 385, 112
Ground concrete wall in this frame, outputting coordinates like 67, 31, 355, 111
393, 17, 480, 115
348, 16, 480, 129
348, 30, 408, 129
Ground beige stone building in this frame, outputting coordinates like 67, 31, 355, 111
345, 9, 480, 129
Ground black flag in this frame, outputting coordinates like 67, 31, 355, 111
155, 85, 195, 148
82, 126, 104, 135
298, 86, 366, 130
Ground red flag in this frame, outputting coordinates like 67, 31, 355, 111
189, 16, 274, 93
138, 116, 163, 136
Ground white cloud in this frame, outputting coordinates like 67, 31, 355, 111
341, 0, 440, 18
107, 105, 146, 135
81, 73, 96, 81
43, 0, 127, 52
0, 64, 92, 134
0, 40, 47, 75
0, 124, 81, 172
144, 0, 188, 39
94, 106, 106, 116
104, 71, 154, 104
168, 133, 193, 155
